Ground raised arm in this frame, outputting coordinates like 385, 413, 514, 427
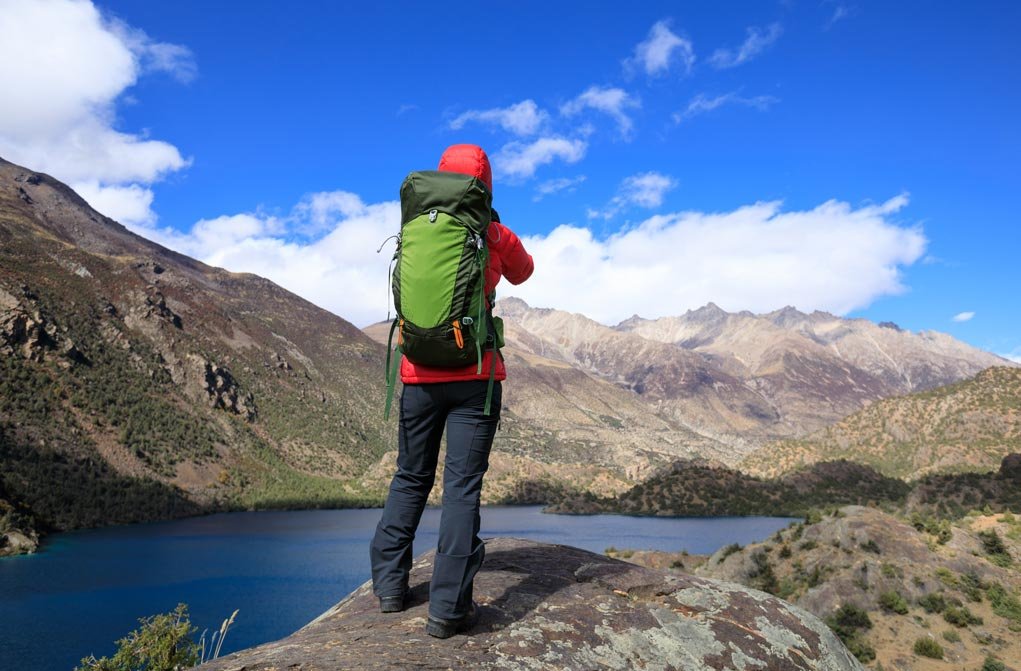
488, 221, 533, 285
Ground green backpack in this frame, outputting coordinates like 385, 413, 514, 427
384, 170, 501, 418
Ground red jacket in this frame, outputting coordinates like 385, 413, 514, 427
401, 145, 534, 384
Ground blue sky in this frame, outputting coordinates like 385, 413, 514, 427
1, 1, 1018, 359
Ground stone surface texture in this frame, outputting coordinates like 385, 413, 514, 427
196, 538, 863, 671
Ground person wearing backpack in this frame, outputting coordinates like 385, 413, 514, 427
369, 144, 534, 638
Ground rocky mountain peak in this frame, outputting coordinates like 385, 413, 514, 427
766, 304, 809, 328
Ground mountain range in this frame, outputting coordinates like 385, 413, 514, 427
0, 155, 1016, 552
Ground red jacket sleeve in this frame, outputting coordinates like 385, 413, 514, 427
488, 221, 533, 285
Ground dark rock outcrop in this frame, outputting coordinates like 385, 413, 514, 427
1001, 453, 1021, 482
189, 355, 256, 420
196, 538, 862, 671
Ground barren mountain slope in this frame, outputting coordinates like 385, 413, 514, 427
742, 366, 1021, 479
618, 303, 1010, 437
0, 156, 392, 536
363, 321, 730, 486
495, 298, 780, 450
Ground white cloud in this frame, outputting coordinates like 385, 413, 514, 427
674, 91, 779, 123
1001, 349, 1021, 364
493, 137, 587, 181
533, 175, 587, 201
589, 172, 677, 219
73, 181, 156, 226
0, 0, 192, 226
709, 23, 783, 69
450, 100, 548, 136
125, 190, 925, 330
626, 20, 695, 76
504, 194, 926, 324
952, 311, 975, 323
561, 86, 641, 139
129, 191, 401, 328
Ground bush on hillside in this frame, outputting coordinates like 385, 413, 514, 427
913, 636, 943, 659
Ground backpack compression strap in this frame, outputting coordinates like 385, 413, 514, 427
384, 317, 401, 420
483, 343, 498, 416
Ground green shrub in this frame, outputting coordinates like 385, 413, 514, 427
935, 567, 958, 587
918, 592, 947, 614
943, 604, 983, 627
799, 540, 818, 551
960, 572, 986, 602
75, 603, 198, 671
828, 604, 872, 632
748, 551, 779, 595
843, 636, 876, 664
719, 543, 743, 560
941, 629, 960, 643
778, 544, 792, 559
826, 604, 875, 664
879, 590, 909, 615
913, 636, 943, 659
978, 529, 1012, 566
880, 563, 902, 578
987, 582, 1021, 624
982, 655, 1008, 671
860, 539, 881, 554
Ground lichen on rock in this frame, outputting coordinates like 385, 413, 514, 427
195, 538, 863, 671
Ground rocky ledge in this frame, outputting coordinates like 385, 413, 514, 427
195, 538, 862, 671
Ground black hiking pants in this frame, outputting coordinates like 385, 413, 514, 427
369, 379, 502, 620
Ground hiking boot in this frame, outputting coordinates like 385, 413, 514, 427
425, 601, 478, 638
379, 587, 414, 613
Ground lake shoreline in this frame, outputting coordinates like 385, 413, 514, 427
3, 500, 806, 560
0, 506, 798, 671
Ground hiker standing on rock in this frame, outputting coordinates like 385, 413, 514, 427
370, 144, 534, 638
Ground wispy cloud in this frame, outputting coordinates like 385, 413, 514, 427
674, 91, 779, 123
625, 19, 695, 76
560, 86, 641, 139
396, 104, 418, 116
588, 172, 677, 219
952, 311, 975, 323
1000, 348, 1021, 364
824, 3, 854, 29
109, 19, 197, 83
492, 136, 587, 180
533, 175, 586, 201
0, 0, 193, 226
709, 23, 783, 69
449, 99, 548, 136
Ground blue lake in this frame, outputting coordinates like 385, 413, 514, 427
0, 506, 796, 671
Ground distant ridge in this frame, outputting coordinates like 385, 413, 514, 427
493, 296, 1010, 462
743, 366, 1021, 479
